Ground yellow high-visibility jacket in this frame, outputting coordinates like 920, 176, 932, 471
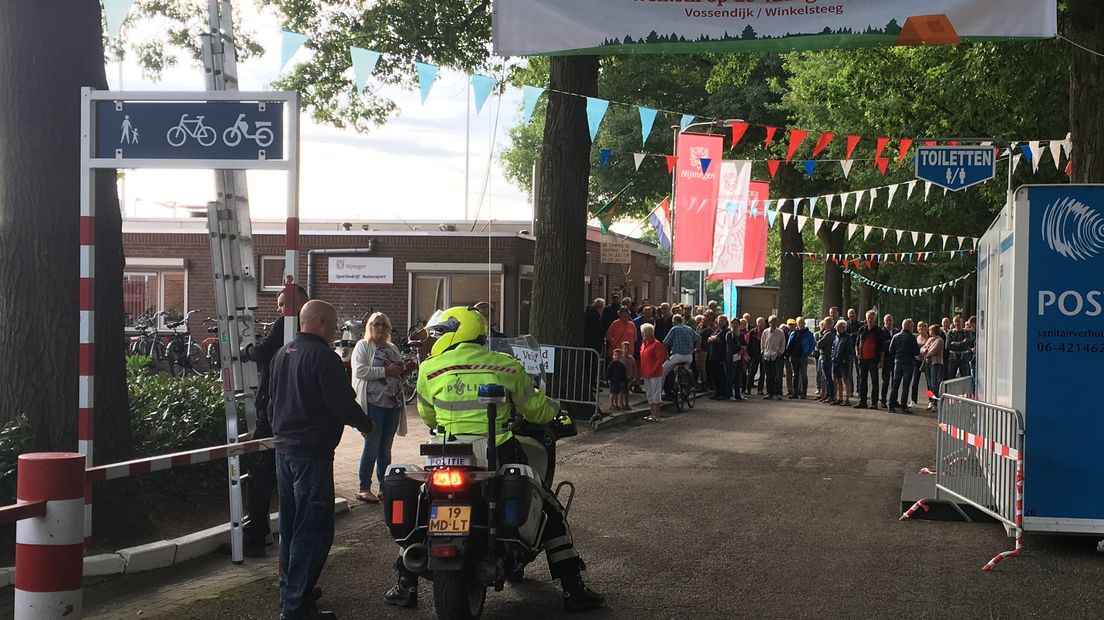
416, 343, 556, 445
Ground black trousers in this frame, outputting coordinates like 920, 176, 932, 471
857, 359, 880, 405
745, 357, 763, 393
710, 359, 729, 398
764, 358, 783, 396
243, 414, 277, 549
879, 359, 894, 405
399, 438, 584, 582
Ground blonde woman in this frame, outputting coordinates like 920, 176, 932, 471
910, 321, 929, 407
351, 312, 408, 502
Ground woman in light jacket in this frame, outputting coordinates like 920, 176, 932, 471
919, 324, 945, 412
351, 312, 408, 502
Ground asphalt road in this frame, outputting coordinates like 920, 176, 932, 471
73, 395, 1104, 619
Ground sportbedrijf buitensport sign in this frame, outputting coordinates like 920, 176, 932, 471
492, 0, 1056, 56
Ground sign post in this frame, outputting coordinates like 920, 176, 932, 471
915, 145, 997, 192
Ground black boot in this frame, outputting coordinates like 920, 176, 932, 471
384, 576, 418, 609
561, 573, 605, 613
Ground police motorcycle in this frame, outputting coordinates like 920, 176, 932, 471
382, 335, 577, 620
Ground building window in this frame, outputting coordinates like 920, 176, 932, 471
260, 256, 287, 292
407, 265, 504, 334
123, 267, 188, 329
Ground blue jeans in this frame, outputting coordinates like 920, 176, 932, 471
822, 359, 835, 400
790, 356, 809, 396
926, 364, 943, 406
276, 452, 335, 618
359, 404, 402, 490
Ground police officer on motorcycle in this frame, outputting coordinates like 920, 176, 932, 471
384, 306, 605, 613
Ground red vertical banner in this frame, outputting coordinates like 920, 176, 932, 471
672, 133, 723, 270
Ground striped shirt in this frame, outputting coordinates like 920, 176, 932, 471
663, 324, 700, 355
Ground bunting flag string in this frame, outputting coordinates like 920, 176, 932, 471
843, 268, 973, 297
783, 250, 975, 263
774, 210, 980, 250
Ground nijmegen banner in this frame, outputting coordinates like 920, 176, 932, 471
492, 0, 1057, 56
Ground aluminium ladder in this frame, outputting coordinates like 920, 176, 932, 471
201, 0, 261, 564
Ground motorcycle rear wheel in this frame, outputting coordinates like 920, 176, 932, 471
432, 571, 486, 620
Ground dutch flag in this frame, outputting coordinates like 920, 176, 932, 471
648, 198, 673, 251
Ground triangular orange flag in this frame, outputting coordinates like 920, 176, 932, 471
767, 160, 781, 178
845, 135, 861, 160
763, 126, 778, 148
665, 155, 678, 173
811, 132, 834, 158
874, 137, 890, 163
785, 129, 808, 162
731, 122, 749, 148
898, 138, 913, 164
875, 158, 889, 176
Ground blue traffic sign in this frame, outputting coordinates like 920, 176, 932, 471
96, 101, 284, 160
914, 145, 996, 192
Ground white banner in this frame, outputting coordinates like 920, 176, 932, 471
710, 160, 752, 278
493, 0, 1056, 56
328, 257, 393, 285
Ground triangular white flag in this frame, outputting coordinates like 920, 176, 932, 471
941, 234, 949, 250
924, 232, 933, 247
778, 198, 789, 213
1062, 133, 1073, 159
1049, 141, 1063, 171
840, 159, 854, 178
781, 212, 792, 228
808, 196, 819, 214
832, 221, 843, 232
906, 180, 917, 199
763, 199, 774, 212
887, 184, 899, 207
796, 215, 808, 231
848, 223, 859, 239
1028, 140, 1041, 172
1013, 154, 1023, 174
957, 236, 966, 249
812, 217, 822, 232
981, 141, 993, 147
633, 153, 646, 171
924, 181, 932, 201
864, 225, 874, 240
911, 231, 920, 245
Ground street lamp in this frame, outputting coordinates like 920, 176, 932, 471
669, 118, 744, 307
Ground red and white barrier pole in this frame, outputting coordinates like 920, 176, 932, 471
899, 499, 930, 521
15, 453, 85, 619
79, 92, 96, 550
983, 458, 1025, 571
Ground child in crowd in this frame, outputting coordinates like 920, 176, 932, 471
619, 340, 639, 399
607, 347, 629, 411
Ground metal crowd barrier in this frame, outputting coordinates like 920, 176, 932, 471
542, 345, 600, 423
940, 375, 974, 399
934, 391, 1025, 570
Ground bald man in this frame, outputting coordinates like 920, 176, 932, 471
270, 299, 374, 619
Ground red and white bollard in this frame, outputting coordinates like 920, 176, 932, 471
15, 453, 85, 619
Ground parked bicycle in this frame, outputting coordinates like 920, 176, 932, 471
665, 362, 697, 412
127, 311, 167, 363
164, 310, 206, 378
201, 317, 220, 371
396, 320, 428, 405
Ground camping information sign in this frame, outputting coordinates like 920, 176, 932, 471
493, 0, 1056, 56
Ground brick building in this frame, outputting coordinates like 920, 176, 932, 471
122, 218, 669, 338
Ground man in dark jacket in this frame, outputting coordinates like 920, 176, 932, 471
239, 285, 309, 556
745, 317, 764, 395
708, 316, 731, 399
725, 321, 746, 401
888, 319, 921, 413
270, 300, 374, 620
601, 291, 621, 336
583, 298, 605, 354
853, 310, 886, 409
878, 314, 900, 410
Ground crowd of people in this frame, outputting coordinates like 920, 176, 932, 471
584, 292, 978, 418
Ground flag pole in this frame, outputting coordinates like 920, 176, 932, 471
670, 125, 679, 304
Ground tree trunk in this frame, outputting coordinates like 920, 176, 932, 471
0, 1, 143, 531
818, 225, 845, 316
1069, 0, 1104, 183
530, 56, 599, 347
778, 217, 804, 319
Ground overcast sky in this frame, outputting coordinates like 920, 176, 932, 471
113, 1, 531, 223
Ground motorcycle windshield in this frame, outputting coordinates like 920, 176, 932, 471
487, 335, 546, 385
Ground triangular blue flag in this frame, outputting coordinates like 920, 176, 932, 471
350, 47, 381, 93
103, 0, 136, 40
680, 114, 695, 133
803, 159, 817, 176
471, 74, 497, 115
600, 149, 612, 167
585, 97, 609, 143
415, 62, 438, 103
280, 31, 309, 70
639, 107, 658, 146
521, 86, 544, 124
700, 158, 712, 174
767, 208, 778, 226
1021, 144, 1034, 165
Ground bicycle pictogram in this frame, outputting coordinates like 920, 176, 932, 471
222, 114, 274, 148
165, 114, 217, 147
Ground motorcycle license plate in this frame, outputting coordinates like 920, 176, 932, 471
429, 505, 471, 535
425, 456, 475, 467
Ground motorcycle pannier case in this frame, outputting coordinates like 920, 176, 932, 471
497, 465, 545, 547
383, 465, 423, 541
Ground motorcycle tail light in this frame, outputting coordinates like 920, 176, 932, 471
430, 543, 459, 558
389, 499, 405, 524
431, 469, 467, 488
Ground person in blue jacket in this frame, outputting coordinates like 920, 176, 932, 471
785, 316, 817, 399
